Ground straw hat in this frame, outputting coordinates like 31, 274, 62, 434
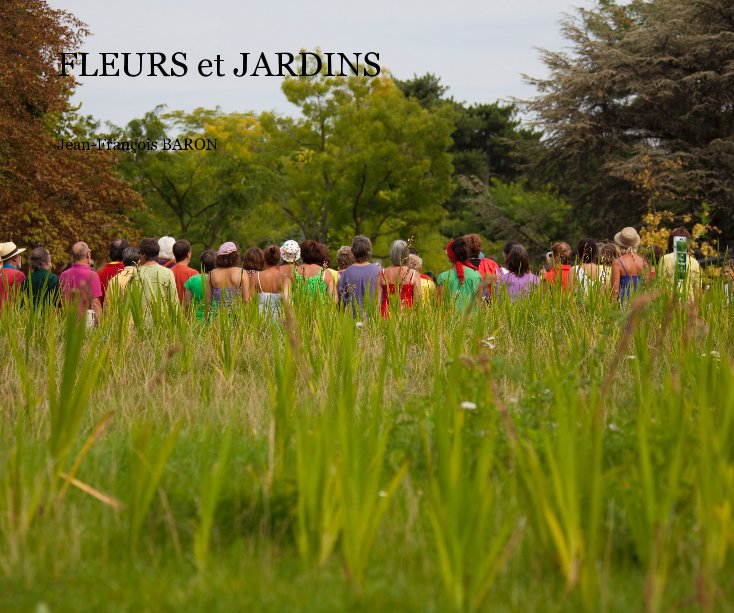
614, 227, 641, 250
0, 242, 26, 262
280, 240, 301, 263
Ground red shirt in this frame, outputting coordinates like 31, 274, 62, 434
171, 263, 198, 302
0, 265, 26, 311
544, 264, 572, 290
97, 262, 125, 305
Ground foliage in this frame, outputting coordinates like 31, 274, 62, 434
260, 65, 455, 246
525, 0, 734, 238
2, 277, 734, 610
0, 0, 142, 264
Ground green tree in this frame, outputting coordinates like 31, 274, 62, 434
525, 0, 734, 238
112, 107, 280, 249
262, 69, 455, 247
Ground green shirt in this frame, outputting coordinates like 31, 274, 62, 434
22, 270, 60, 307
437, 267, 482, 310
183, 273, 212, 321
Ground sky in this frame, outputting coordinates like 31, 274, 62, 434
48, 0, 591, 127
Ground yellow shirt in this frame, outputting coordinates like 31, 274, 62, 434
659, 252, 701, 299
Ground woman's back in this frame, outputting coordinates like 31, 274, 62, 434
613, 253, 646, 302
209, 267, 246, 307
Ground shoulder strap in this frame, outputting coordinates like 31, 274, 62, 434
616, 258, 629, 276
257, 272, 263, 292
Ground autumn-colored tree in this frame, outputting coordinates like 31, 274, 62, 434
0, 0, 142, 265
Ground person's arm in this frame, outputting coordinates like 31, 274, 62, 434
91, 297, 102, 321
206, 271, 213, 312
183, 288, 193, 313
611, 260, 621, 301
324, 269, 337, 304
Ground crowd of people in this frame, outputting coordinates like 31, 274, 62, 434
0, 224, 731, 323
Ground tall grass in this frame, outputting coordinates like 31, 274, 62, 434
1, 275, 733, 610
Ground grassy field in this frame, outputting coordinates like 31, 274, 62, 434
1, 280, 733, 612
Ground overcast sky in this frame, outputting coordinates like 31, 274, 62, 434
48, 0, 590, 127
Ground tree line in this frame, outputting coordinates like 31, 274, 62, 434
1, 0, 731, 273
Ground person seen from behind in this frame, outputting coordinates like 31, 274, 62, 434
658, 228, 701, 300
206, 241, 249, 314
294, 240, 336, 303
495, 243, 540, 301
407, 254, 435, 296
104, 246, 140, 314
380, 239, 421, 317
569, 238, 600, 294
598, 242, 619, 288
59, 241, 103, 325
436, 236, 483, 310
22, 247, 59, 308
136, 237, 178, 312
0, 242, 26, 312
337, 235, 381, 314
251, 245, 291, 317
544, 241, 573, 290
183, 248, 216, 321
611, 227, 649, 304
156, 236, 177, 269
171, 239, 198, 303
97, 238, 128, 305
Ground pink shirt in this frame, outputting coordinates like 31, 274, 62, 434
59, 262, 102, 311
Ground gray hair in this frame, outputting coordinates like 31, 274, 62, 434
336, 246, 354, 269
351, 235, 372, 263
122, 246, 140, 267
29, 247, 50, 271
389, 239, 408, 266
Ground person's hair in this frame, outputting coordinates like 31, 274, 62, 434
242, 247, 264, 271
406, 253, 423, 271
450, 236, 471, 262
300, 240, 330, 265
424, 271, 436, 283
576, 238, 598, 264
139, 237, 160, 260
503, 240, 519, 258
71, 242, 90, 262
216, 251, 240, 268
351, 235, 372, 263
506, 244, 530, 276
725, 258, 734, 273
173, 239, 191, 263
599, 242, 620, 265
464, 233, 483, 257
389, 239, 408, 266
29, 247, 50, 271
121, 246, 140, 267
407, 246, 418, 256
551, 241, 572, 265
263, 245, 281, 267
667, 227, 693, 253
109, 239, 128, 262
199, 249, 217, 273
336, 246, 354, 269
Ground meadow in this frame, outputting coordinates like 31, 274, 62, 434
1, 280, 733, 612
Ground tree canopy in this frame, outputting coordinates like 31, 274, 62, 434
526, 0, 734, 240
0, 0, 142, 263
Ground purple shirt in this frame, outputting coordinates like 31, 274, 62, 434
338, 263, 381, 312
495, 271, 540, 301
60, 262, 102, 311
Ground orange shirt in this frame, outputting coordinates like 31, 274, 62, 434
544, 264, 572, 290
171, 263, 198, 302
